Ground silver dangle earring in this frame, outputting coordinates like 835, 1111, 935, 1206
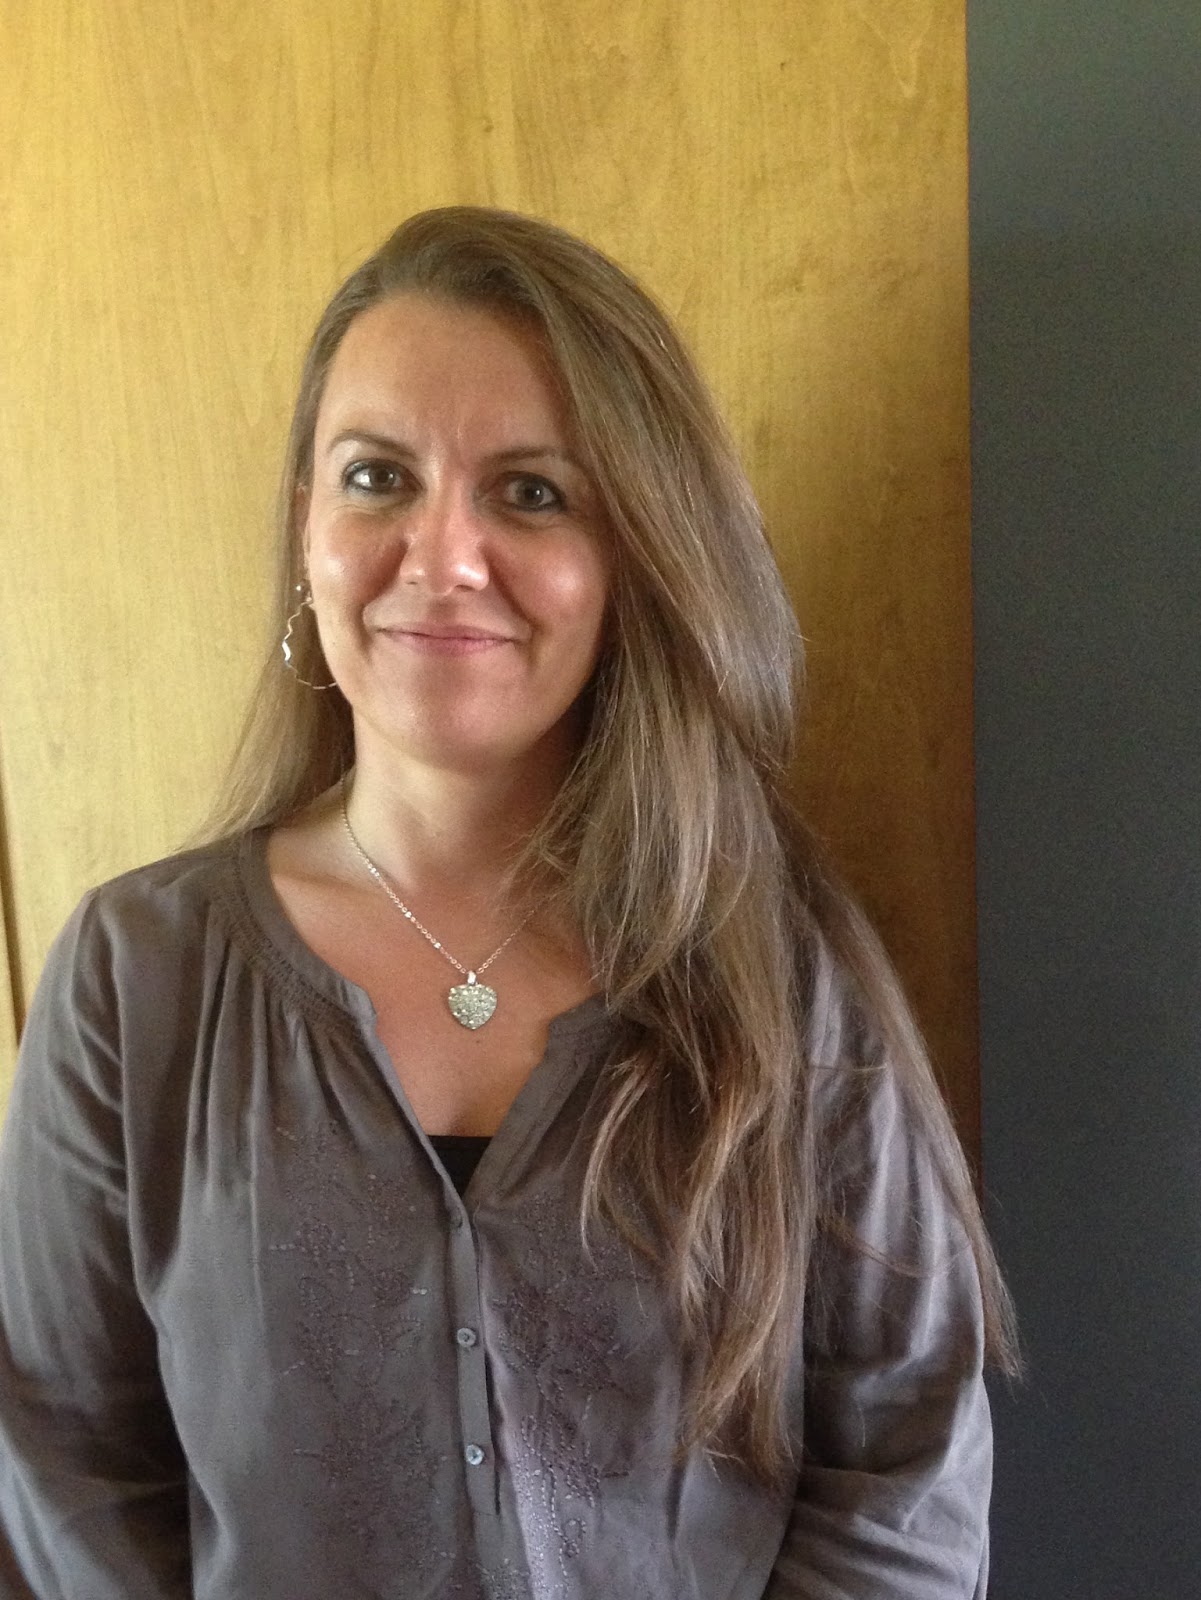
281, 584, 337, 690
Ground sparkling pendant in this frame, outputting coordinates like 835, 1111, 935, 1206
447, 973, 498, 1030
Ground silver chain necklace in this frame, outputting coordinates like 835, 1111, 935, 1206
340, 787, 528, 1030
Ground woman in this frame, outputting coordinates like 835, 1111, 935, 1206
0, 208, 1016, 1599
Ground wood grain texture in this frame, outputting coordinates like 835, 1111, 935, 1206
0, 0, 977, 1151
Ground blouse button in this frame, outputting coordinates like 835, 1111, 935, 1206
455, 1326, 478, 1348
464, 1444, 485, 1467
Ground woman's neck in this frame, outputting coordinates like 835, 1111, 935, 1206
341, 744, 568, 899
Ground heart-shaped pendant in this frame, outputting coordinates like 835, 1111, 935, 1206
447, 975, 498, 1030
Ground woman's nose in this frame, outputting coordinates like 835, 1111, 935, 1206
397, 487, 489, 593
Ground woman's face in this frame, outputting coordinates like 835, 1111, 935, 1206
301, 293, 609, 779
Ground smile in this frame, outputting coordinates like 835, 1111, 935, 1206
376, 626, 514, 657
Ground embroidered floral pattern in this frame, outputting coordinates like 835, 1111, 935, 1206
489, 1178, 656, 1590
270, 1120, 450, 1590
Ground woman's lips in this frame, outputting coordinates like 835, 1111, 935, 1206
377, 625, 513, 657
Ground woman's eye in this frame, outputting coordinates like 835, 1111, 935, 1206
505, 475, 563, 512
344, 461, 404, 494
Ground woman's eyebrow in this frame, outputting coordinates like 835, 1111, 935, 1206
489, 446, 588, 474
325, 433, 588, 476
326, 429, 409, 455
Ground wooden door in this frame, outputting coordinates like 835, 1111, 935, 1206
0, 0, 976, 1153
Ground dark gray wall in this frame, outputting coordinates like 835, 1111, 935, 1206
970, 5, 1201, 1597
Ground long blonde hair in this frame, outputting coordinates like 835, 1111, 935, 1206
207, 207, 1017, 1481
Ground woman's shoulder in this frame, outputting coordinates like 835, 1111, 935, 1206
800, 918, 887, 1074
69, 832, 251, 940
799, 915, 931, 1184
6, 835, 269, 1121
34, 833, 262, 1012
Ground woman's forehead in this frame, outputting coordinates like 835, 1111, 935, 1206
315, 293, 574, 449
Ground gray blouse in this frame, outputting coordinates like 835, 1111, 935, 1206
0, 832, 992, 1599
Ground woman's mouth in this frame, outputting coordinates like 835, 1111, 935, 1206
377, 624, 513, 657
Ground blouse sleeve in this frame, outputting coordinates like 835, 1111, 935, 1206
764, 1042, 993, 1599
0, 895, 193, 1599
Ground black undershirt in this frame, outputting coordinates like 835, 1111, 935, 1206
429, 1134, 490, 1197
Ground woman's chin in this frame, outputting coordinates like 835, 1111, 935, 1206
353, 712, 580, 784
